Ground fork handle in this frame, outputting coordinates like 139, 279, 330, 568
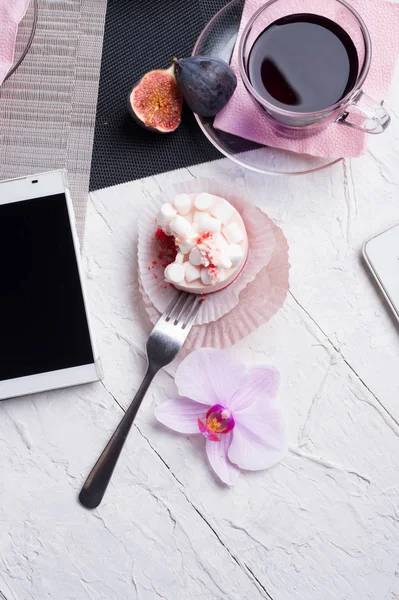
79, 367, 157, 509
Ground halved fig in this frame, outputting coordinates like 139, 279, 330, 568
128, 64, 183, 133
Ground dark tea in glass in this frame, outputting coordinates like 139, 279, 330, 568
247, 13, 359, 113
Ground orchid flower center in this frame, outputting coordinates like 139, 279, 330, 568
198, 403, 235, 442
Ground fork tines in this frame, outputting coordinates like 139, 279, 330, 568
164, 292, 202, 329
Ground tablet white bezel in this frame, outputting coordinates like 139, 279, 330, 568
363, 223, 399, 325
0, 170, 102, 400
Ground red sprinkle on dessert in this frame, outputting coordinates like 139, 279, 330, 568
196, 231, 212, 245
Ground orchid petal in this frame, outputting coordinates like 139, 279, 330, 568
206, 432, 240, 486
228, 397, 287, 470
175, 348, 247, 406
155, 397, 209, 434
229, 366, 280, 412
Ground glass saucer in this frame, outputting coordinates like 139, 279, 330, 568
192, 0, 342, 176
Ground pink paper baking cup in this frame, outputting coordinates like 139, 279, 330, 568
137, 179, 277, 325
139, 217, 290, 353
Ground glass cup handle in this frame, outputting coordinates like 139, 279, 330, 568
336, 91, 391, 134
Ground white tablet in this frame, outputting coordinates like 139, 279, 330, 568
0, 170, 102, 401
363, 223, 399, 324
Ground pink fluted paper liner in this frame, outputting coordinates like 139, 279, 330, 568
213, 0, 399, 158
0, 0, 31, 85
137, 179, 277, 326
139, 218, 290, 354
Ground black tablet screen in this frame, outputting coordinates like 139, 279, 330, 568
0, 194, 94, 381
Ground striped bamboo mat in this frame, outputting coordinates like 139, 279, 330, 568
0, 0, 107, 238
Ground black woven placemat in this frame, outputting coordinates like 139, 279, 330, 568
90, 0, 232, 192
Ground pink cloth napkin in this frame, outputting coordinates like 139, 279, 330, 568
214, 0, 399, 158
0, 0, 32, 85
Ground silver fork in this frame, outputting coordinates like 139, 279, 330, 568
79, 292, 202, 509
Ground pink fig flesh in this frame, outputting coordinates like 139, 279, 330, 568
129, 65, 182, 133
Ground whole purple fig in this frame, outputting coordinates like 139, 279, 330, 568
173, 56, 237, 117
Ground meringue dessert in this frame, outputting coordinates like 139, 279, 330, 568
156, 192, 248, 294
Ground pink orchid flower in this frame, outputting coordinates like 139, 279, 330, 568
155, 348, 287, 485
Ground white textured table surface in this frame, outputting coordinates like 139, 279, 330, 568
2, 97, 399, 599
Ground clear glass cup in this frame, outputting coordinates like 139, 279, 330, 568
238, 0, 390, 137
191, 0, 343, 176
2, 0, 38, 86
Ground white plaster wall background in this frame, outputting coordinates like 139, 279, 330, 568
1, 76, 399, 599
84, 155, 399, 599
0, 383, 267, 600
